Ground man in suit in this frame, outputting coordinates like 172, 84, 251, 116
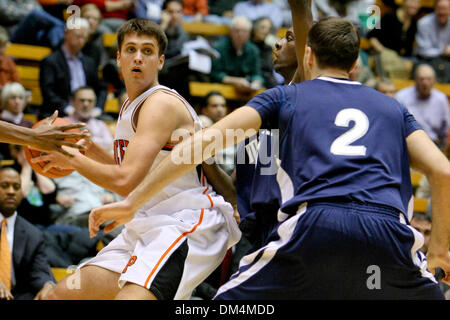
0, 167, 55, 300
39, 17, 107, 120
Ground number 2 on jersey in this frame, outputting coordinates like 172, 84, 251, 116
330, 108, 369, 156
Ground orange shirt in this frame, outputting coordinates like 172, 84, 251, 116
0, 56, 20, 87
183, 0, 209, 15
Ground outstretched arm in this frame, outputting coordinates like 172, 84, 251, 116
288, 0, 313, 83
89, 106, 262, 236
407, 129, 450, 284
0, 111, 88, 157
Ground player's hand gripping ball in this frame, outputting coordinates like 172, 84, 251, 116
24, 117, 81, 178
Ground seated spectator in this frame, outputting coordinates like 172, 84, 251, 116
395, 64, 450, 149
0, 0, 42, 34
0, 82, 33, 129
0, 82, 34, 160
411, 211, 432, 253
415, 0, 450, 83
211, 16, 264, 94
9, 9, 65, 49
51, 171, 116, 228
251, 17, 278, 89
349, 55, 377, 87
38, 0, 74, 21
368, 0, 420, 57
182, 0, 209, 22
0, 26, 20, 90
204, 0, 241, 25
81, 3, 109, 69
375, 78, 397, 98
199, 90, 235, 174
0, 166, 55, 300
73, 0, 136, 33
135, 0, 164, 22
273, 0, 293, 27
160, 0, 189, 59
312, 0, 376, 26
233, 0, 283, 30
39, 17, 107, 119
10, 144, 57, 227
65, 86, 113, 151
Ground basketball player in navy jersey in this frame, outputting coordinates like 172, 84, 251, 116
235, 0, 312, 248
90, 13, 450, 299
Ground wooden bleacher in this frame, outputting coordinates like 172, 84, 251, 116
189, 81, 264, 101
5, 43, 51, 62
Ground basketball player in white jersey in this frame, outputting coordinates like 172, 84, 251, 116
36, 18, 241, 300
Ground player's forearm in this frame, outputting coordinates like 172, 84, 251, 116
427, 165, 450, 253
127, 107, 262, 212
85, 140, 115, 164
68, 153, 136, 196
288, 0, 313, 82
202, 162, 236, 207
0, 121, 36, 146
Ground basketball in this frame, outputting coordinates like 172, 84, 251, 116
24, 117, 80, 178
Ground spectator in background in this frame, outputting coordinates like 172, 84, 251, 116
312, 0, 376, 26
375, 78, 397, 98
211, 16, 263, 94
51, 88, 116, 228
349, 55, 377, 87
233, 0, 283, 30
199, 90, 235, 175
0, 83, 33, 129
11, 145, 57, 228
160, 0, 189, 59
182, 0, 209, 22
0, 27, 20, 90
0, 82, 34, 160
73, 0, 136, 32
395, 64, 450, 149
204, 0, 241, 25
410, 211, 432, 253
273, 0, 293, 27
368, 0, 420, 57
0, 0, 42, 34
8, 8, 65, 50
65, 86, 113, 151
251, 17, 278, 88
38, 0, 74, 21
39, 17, 107, 119
81, 3, 109, 69
135, 0, 164, 22
415, 0, 450, 83
0, 167, 55, 300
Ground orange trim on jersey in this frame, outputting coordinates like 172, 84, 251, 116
119, 99, 131, 120
201, 171, 214, 207
144, 209, 205, 289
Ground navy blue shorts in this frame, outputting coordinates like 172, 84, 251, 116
214, 201, 444, 300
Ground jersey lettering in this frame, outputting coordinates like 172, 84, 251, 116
114, 139, 129, 164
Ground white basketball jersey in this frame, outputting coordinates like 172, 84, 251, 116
114, 85, 227, 218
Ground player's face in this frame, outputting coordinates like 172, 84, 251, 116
273, 28, 297, 76
117, 33, 165, 87
204, 95, 227, 122
0, 169, 22, 217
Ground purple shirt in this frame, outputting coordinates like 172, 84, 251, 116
62, 46, 86, 93
395, 85, 449, 146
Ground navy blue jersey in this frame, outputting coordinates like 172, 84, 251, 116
235, 130, 282, 240
246, 77, 421, 216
